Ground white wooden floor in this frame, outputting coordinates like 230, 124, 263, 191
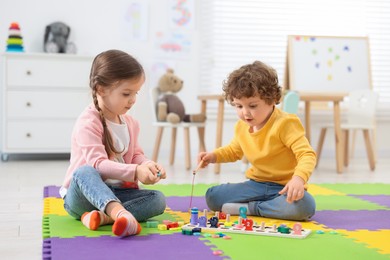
0, 155, 389, 259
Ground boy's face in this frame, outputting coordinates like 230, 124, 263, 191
232, 95, 274, 132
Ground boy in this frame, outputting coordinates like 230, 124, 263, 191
198, 61, 316, 221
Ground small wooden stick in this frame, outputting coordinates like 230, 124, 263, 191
192, 160, 204, 175
189, 160, 204, 210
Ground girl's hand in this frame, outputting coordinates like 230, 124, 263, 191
197, 152, 217, 168
279, 176, 305, 203
153, 162, 167, 180
136, 162, 166, 184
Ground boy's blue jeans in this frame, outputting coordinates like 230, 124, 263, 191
206, 180, 316, 221
63, 165, 166, 222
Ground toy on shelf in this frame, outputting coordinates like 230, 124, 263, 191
182, 209, 312, 239
6, 22, 24, 52
44, 22, 77, 54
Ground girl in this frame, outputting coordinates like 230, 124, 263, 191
198, 61, 316, 221
60, 50, 166, 237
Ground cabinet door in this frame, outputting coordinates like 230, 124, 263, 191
6, 90, 91, 119
6, 120, 74, 151
6, 58, 91, 88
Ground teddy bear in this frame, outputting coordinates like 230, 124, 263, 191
156, 69, 206, 124
43, 22, 77, 54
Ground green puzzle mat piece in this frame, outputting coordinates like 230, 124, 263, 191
315, 184, 390, 195
199, 232, 390, 260
143, 183, 216, 196
314, 195, 389, 211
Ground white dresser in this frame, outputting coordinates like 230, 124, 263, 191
0, 53, 93, 161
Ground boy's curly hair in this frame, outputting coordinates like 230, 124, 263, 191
222, 61, 281, 105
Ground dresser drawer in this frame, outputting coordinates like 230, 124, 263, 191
6, 120, 74, 151
6, 90, 91, 119
6, 57, 91, 88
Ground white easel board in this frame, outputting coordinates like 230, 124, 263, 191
285, 35, 372, 92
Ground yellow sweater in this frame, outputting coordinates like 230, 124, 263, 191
214, 108, 316, 186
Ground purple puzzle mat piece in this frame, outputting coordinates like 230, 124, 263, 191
43, 233, 229, 260
166, 196, 209, 212
312, 210, 390, 230
353, 195, 390, 208
44, 186, 61, 198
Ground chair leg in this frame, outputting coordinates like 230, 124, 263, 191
170, 128, 177, 165
343, 130, 349, 167
197, 126, 206, 152
184, 127, 191, 170
350, 129, 357, 159
372, 127, 377, 163
316, 128, 327, 168
363, 129, 376, 171
152, 127, 164, 162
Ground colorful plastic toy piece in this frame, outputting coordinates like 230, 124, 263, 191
219, 212, 227, 220
292, 223, 302, 235
198, 216, 207, 227
243, 219, 254, 231
213, 250, 223, 256
239, 206, 247, 218
190, 207, 199, 225
209, 216, 219, 228
6, 22, 24, 52
277, 225, 291, 234
158, 224, 167, 231
182, 230, 192, 235
167, 222, 179, 229
146, 220, 159, 228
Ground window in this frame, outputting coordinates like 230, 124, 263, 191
199, 0, 390, 120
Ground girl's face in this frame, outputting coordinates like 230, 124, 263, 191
98, 75, 145, 123
232, 95, 274, 132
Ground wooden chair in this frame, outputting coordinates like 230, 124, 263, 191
316, 89, 378, 171
150, 87, 206, 170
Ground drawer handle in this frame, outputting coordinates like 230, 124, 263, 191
26, 70, 32, 76
26, 102, 31, 107
26, 133, 31, 138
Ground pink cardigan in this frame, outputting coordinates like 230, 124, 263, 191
62, 104, 151, 189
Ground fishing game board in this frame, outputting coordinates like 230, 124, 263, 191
181, 222, 312, 239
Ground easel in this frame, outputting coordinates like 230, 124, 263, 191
284, 35, 373, 173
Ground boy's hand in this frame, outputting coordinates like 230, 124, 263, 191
279, 176, 305, 203
198, 152, 217, 168
136, 162, 166, 184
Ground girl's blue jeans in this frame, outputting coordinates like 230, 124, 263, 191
63, 165, 166, 222
206, 180, 316, 221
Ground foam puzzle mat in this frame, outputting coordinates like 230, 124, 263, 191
42, 184, 390, 260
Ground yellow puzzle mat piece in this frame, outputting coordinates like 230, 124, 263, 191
338, 229, 390, 255
43, 198, 67, 216
308, 184, 345, 196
